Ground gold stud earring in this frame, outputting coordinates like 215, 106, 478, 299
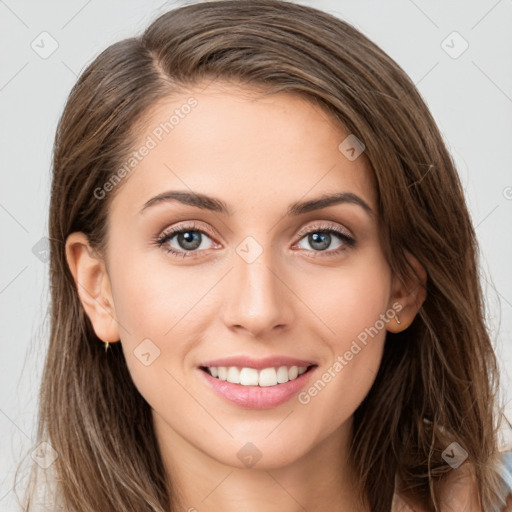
104, 340, 110, 352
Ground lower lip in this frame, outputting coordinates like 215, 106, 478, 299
198, 366, 318, 409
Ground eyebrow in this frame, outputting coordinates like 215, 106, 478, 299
139, 190, 374, 217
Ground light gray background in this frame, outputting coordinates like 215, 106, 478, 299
1, 1, 511, 510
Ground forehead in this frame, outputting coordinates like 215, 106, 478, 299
109, 82, 376, 220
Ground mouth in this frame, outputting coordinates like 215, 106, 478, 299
199, 364, 317, 386
198, 364, 319, 409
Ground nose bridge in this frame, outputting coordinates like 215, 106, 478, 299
222, 235, 294, 336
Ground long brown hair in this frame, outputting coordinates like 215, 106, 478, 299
15, 1, 510, 510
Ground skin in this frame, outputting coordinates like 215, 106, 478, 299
65, 81, 432, 511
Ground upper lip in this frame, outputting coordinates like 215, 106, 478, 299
199, 355, 317, 370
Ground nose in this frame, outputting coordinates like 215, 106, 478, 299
221, 245, 295, 338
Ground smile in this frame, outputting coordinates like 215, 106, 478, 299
201, 365, 310, 386
198, 364, 318, 409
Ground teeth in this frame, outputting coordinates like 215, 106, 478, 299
205, 365, 309, 386
240, 367, 259, 386
227, 366, 240, 384
276, 366, 289, 383
259, 368, 277, 387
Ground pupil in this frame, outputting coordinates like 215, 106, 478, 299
310, 232, 330, 251
179, 231, 201, 250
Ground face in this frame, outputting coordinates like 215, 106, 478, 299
70, 81, 415, 473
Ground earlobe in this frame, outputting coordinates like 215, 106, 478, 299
65, 232, 120, 345
386, 251, 427, 333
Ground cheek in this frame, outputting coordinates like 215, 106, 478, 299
109, 263, 201, 413
108, 252, 242, 407
297, 320, 387, 445
304, 250, 391, 345
109, 247, 212, 341
298, 339, 385, 443
295, 253, 391, 430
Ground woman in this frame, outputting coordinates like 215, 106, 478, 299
16, 0, 512, 510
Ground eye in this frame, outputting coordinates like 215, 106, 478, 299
294, 222, 356, 256
153, 221, 219, 258
153, 221, 356, 259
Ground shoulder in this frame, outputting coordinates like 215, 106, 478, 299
437, 462, 481, 511
392, 463, 480, 512
393, 453, 512, 512
499, 450, 512, 511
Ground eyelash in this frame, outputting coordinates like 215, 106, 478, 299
153, 221, 356, 259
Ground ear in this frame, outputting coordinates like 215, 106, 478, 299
65, 232, 120, 346
386, 250, 427, 333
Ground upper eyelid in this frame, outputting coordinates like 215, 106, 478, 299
295, 221, 353, 238
160, 221, 215, 239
